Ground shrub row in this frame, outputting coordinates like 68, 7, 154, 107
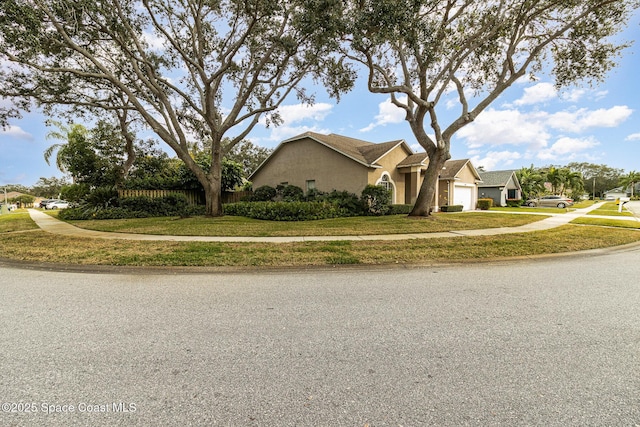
228, 184, 399, 220
59, 193, 205, 220
224, 201, 350, 221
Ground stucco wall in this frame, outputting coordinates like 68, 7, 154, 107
251, 138, 370, 195
367, 145, 412, 204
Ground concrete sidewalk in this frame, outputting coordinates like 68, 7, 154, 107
27, 202, 618, 243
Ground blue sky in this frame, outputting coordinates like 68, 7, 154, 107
1, 17, 639, 187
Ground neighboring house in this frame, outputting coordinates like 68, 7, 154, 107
603, 187, 627, 200
477, 170, 523, 206
250, 132, 481, 211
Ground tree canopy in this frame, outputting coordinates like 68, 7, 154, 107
0, 0, 352, 216
343, 0, 638, 215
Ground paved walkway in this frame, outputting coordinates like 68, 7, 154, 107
27, 201, 634, 243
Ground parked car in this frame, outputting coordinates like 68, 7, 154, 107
45, 200, 70, 210
38, 199, 57, 208
526, 195, 574, 208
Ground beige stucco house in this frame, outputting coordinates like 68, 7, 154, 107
250, 132, 482, 211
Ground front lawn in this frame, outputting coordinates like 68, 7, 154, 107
65, 212, 547, 237
586, 202, 634, 217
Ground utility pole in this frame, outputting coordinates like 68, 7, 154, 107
592, 177, 596, 200
1, 186, 6, 215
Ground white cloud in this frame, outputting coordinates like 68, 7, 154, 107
360, 97, 407, 132
262, 125, 331, 143
273, 103, 333, 125
560, 88, 586, 103
537, 136, 600, 161
471, 151, 522, 171
456, 108, 551, 149
546, 106, 632, 133
514, 83, 557, 106
256, 103, 334, 142
0, 125, 33, 141
625, 133, 640, 141
457, 105, 632, 152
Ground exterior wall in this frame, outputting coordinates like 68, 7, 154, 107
478, 187, 503, 206
251, 138, 369, 195
367, 145, 412, 204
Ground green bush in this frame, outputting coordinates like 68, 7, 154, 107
83, 186, 120, 209
59, 192, 201, 220
440, 205, 463, 212
224, 201, 348, 221
251, 185, 277, 202
278, 184, 304, 202
60, 183, 91, 203
506, 199, 523, 207
324, 190, 363, 215
477, 198, 493, 210
388, 204, 414, 215
361, 185, 391, 216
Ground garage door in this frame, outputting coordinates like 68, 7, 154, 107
454, 186, 473, 211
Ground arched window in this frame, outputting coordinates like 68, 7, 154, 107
376, 173, 396, 203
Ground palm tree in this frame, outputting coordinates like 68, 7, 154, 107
516, 165, 545, 200
44, 121, 90, 182
561, 170, 584, 198
619, 171, 640, 197
545, 167, 566, 195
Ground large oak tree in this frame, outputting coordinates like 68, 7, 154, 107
344, 0, 638, 216
0, 0, 351, 215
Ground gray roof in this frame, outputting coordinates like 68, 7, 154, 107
478, 170, 518, 187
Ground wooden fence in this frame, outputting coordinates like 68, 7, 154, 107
117, 189, 252, 205
118, 189, 204, 205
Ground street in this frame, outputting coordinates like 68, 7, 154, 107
1, 246, 639, 426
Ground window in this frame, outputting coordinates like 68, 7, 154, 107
507, 189, 517, 199
379, 174, 392, 191
306, 180, 316, 192
376, 173, 396, 203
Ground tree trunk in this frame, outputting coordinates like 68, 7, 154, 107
203, 179, 223, 217
202, 146, 224, 217
409, 150, 448, 217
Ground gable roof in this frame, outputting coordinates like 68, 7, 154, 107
251, 132, 411, 178
478, 170, 519, 187
397, 155, 481, 181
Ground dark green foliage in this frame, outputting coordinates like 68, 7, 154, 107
361, 184, 391, 215
223, 201, 348, 221
59, 191, 205, 220
251, 185, 277, 201
440, 205, 463, 212
477, 198, 493, 210
506, 199, 523, 207
83, 187, 120, 209
388, 204, 413, 215
324, 190, 363, 214
60, 183, 91, 202
278, 184, 304, 202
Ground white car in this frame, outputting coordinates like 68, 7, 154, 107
46, 200, 70, 210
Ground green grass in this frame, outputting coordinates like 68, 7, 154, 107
572, 217, 640, 229
0, 211, 40, 233
586, 202, 633, 217
1, 225, 639, 267
489, 206, 570, 214
3, 209, 639, 267
65, 212, 547, 237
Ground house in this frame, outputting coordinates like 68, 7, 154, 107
603, 187, 627, 200
250, 132, 481, 211
477, 170, 523, 206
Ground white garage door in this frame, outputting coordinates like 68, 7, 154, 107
454, 186, 473, 211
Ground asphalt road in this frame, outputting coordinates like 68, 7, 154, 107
1, 246, 639, 426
